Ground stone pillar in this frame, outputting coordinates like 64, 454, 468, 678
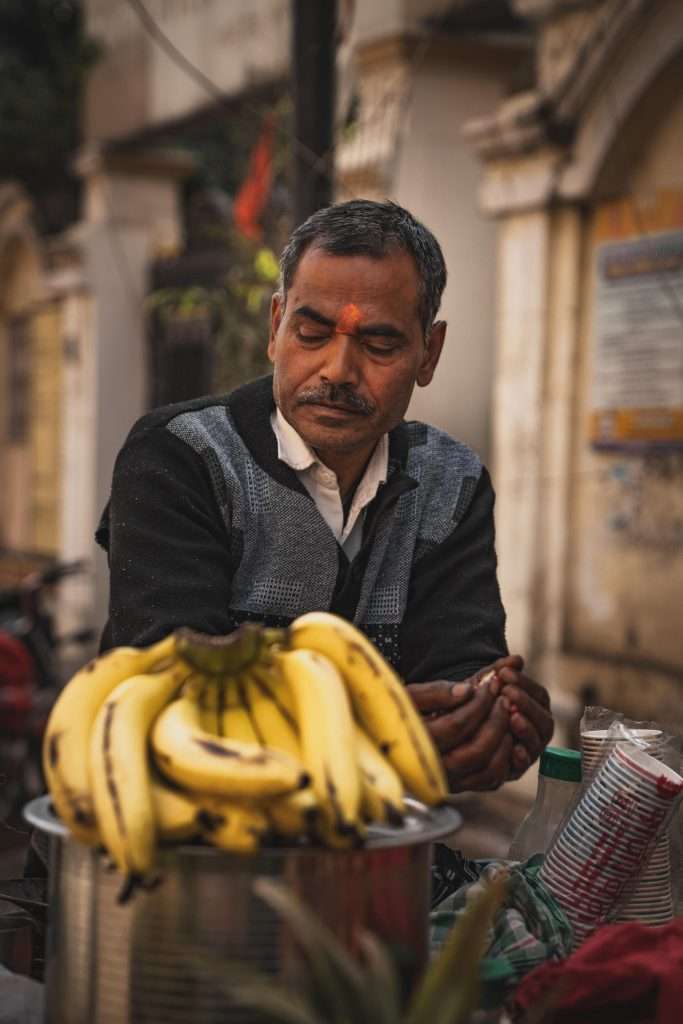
73, 145, 195, 633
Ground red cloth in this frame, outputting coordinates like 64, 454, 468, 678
512, 918, 683, 1024
233, 115, 274, 240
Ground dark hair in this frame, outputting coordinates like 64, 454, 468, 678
279, 199, 447, 333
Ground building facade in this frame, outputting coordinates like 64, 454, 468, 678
466, 0, 683, 741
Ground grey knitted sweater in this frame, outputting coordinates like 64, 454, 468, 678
97, 375, 507, 682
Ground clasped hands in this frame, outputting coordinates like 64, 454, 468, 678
406, 655, 554, 793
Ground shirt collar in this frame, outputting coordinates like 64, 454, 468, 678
272, 406, 318, 471
271, 406, 389, 496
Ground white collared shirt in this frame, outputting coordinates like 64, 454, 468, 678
271, 407, 388, 560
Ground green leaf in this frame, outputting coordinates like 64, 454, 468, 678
406, 874, 506, 1024
254, 878, 373, 1024
355, 930, 403, 1024
227, 981, 322, 1024
254, 247, 280, 282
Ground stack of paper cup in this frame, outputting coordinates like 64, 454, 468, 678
581, 729, 673, 925
539, 741, 683, 947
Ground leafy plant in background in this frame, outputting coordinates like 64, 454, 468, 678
146, 91, 293, 399
146, 237, 280, 397
213, 236, 281, 393
0, 0, 99, 233
210, 875, 507, 1024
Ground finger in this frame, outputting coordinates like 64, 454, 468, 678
473, 656, 523, 689
442, 697, 510, 778
508, 742, 531, 780
449, 682, 476, 707
427, 682, 498, 754
405, 680, 473, 714
508, 713, 550, 765
498, 669, 550, 709
449, 733, 514, 793
504, 686, 554, 745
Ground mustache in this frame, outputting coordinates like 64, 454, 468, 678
296, 384, 375, 416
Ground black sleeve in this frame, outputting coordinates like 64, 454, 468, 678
399, 467, 507, 684
100, 426, 234, 649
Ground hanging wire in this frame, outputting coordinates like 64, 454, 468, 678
123, 0, 355, 198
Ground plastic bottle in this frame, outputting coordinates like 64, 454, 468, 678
508, 746, 582, 861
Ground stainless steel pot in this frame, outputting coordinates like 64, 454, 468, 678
25, 796, 461, 1024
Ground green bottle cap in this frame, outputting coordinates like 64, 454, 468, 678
539, 746, 582, 782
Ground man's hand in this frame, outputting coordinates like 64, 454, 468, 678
406, 655, 554, 792
490, 656, 554, 778
406, 670, 511, 792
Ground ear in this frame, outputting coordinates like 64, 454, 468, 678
268, 292, 284, 363
416, 320, 446, 387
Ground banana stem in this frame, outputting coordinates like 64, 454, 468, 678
175, 624, 264, 676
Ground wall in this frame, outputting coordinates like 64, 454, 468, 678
400, 54, 508, 460
84, 0, 289, 143
562, 77, 683, 724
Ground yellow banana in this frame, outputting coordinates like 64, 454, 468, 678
42, 634, 176, 845
150, 693, 308, 798
276, 648, 361, 836
242, 665, 300, 759
285, 612, 447, 806
250, 657, 296, 718
197, 676, 223, 735
236, 670, 318, 839
89, 661, 192, 877
314, 816, 367, 850
221, 679, 258, 743
195, 798, 270, 853
354, 723, 405, 825
151, 776, 199, 842
268, 788, 318, 839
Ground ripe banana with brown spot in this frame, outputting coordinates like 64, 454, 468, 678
195, 797, 270, 852
151, 776, 199, 842
230, 670, 318, 839
43, 633, 176, 845
285, 612, 447, 805
354, 723, 405, 825
221, 679, 258, 743
242, 665, 300, 759
276, 648, 361, 836
89, 661, 192, 877
268, 788, 318, 838
150, 691, 308, 798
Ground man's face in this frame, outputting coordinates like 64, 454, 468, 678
268, 246, 445, 469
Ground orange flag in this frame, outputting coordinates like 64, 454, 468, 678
233, 115, 275, 240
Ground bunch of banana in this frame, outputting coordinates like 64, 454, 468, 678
42, 612, 447, 890
42, 628, 310, 889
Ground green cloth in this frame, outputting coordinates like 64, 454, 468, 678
429, 856, 573, 989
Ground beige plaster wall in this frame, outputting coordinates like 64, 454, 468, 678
563, 81, 683, 721
84, 0, 289, 142
400, 58, 510, 461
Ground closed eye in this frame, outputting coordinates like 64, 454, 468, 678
296, 327, 330, 342
363, 339, 400, 357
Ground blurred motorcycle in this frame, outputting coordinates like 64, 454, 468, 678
0, 559, 95, 823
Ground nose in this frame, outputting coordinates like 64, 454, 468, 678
319, 334, 360, 387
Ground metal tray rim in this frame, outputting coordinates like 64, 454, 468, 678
24, 794, 462, 853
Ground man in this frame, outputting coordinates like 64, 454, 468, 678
97, 199, 553, 793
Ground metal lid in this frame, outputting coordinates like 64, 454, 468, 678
23, 795, 462, 853
539, 746, 582, 782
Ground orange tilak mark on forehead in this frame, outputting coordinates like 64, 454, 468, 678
335, 303, 362, 335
